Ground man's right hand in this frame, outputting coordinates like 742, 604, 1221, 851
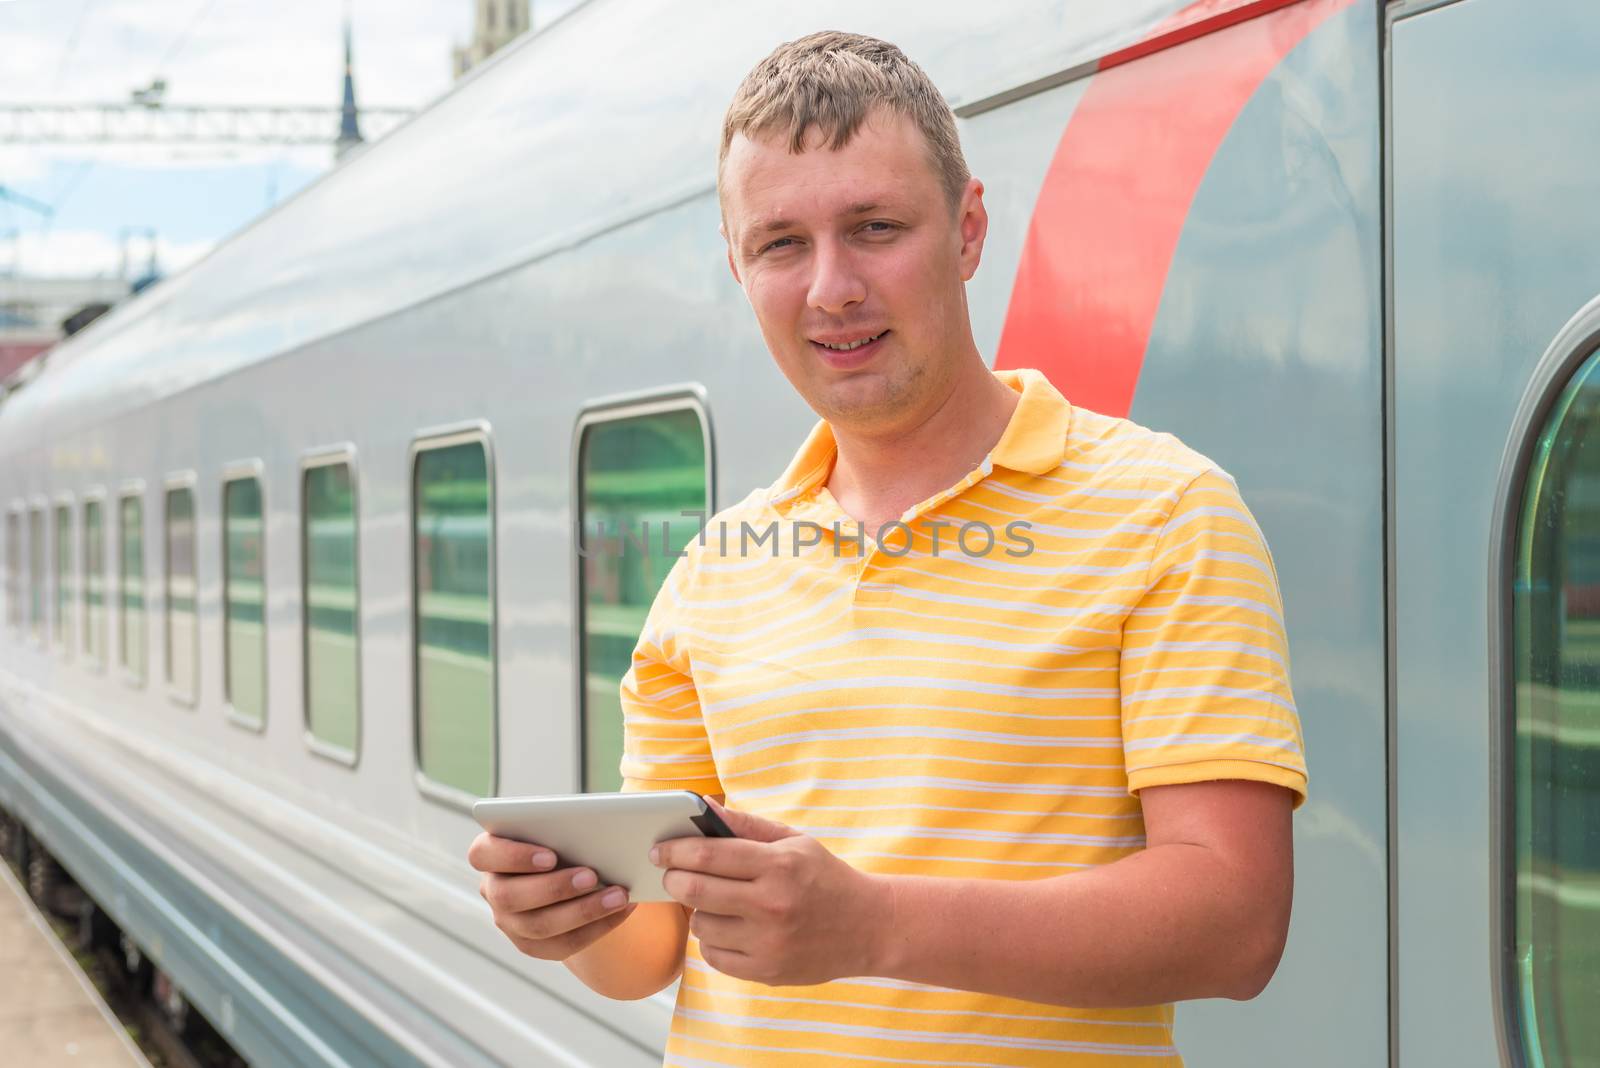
468, 832, 637, 960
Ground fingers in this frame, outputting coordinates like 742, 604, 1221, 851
651, 835, 774, 880
489, 875, 635, 952
511, 902, 638, 961
467, 832, 557, 874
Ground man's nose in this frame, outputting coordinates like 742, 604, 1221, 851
806, 242, 866, 315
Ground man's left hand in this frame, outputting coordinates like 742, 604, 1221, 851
650, 798, 892, 986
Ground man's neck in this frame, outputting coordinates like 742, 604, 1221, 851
825, 360, 1020, 530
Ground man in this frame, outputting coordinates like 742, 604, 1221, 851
470, 31, 1305, 1066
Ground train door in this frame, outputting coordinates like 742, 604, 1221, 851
1389, 0, 1600, 1064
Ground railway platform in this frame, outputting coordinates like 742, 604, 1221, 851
0, 857, 148, 1066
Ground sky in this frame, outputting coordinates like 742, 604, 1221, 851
0, 0, 583, 279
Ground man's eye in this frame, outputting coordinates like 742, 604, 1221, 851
860, 221, 897, 236
760, 237, 796, 253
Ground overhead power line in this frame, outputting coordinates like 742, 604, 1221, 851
0, 103, 413, 146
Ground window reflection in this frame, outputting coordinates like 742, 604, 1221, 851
166, 487, 196, 702
85, 500, 106, 667
414, 439, 494, 797
304, 460, 359, 756
120, 494, 145, 684
1514, 344, 1600, 1066
7, 509, 21, 632
578, 406, 707, 792
54, 504, 72, 652
225, 477, 266, 726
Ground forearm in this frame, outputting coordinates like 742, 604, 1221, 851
564, 902, 689, 1000
870, 843, 1286, 1007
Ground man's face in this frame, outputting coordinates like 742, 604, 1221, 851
720, 109, 986, 433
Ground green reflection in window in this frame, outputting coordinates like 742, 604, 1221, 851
1514, 345, 1600, 1067
120, 494, 145, 684
165, 487, 196, 703
305, 461, 359, 756
5, 510, 18, 631
414, 440, 493, 796
579, 407, 707, 793
54, 504, 72, 651
29, 509, 43, 641
85, 500, 105, 667
225, 477, 266, 726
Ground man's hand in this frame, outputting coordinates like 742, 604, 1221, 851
651, 798, 891, 986
468, 832, 638, 961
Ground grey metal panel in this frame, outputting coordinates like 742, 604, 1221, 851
1127, 6, 1388, 1064
1391, 0, 1600, 1064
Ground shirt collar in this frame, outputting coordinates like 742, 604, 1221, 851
768, 367, 1072, 510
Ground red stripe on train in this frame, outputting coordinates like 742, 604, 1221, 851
994, 0, 1356, 418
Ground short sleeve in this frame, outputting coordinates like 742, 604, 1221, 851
618, 560, 723, 797
1119, 468, 1308, 808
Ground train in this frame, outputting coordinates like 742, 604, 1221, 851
3, 0, 1598, 1064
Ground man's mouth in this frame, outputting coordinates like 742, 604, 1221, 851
813, 330, 889, 352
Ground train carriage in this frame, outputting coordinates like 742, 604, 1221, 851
1, 0, 1597, 1064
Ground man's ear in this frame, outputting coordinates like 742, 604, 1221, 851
720, 222, 743, 286
957, 177, 989, 283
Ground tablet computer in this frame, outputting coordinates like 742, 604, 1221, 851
471, 790, 735, 902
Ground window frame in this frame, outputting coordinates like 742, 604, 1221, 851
409, 421, 498, 809
1488, 291, 1600, 1068
118, 480, 147, 689
163, 472, 199, 709
300, 443, 362, 769
570, 385, 715, 793
82, 489, 108, 672
221, 459, 268, 734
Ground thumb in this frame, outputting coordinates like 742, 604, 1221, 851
708, 796, 796, 843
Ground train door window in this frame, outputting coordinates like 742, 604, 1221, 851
5, 507, 19, 634
29, 506, 44, 644
164, 481, 197, 705
302, 451, 360, 762
54, 501, 73, 655
1509, 334, 1600, 1066
412, 428, 495, 801
85, 497, 106, 669
223, 469, 266, 730
119, 490, 146, 686
575, 397, 710, 793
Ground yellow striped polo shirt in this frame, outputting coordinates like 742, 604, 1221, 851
619, 367, 1308, 1067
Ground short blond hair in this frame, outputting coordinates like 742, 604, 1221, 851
718, 31, 971, 213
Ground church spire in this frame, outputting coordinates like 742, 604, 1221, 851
336, 3, 364, 161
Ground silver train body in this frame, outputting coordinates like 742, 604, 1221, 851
3, 0, 1599, 1064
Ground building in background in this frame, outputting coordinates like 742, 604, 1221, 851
0, 275, 132, 395
453, 0, 530, 79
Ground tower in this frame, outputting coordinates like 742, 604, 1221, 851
335, 6, 364, 162
453, 0, 531, 80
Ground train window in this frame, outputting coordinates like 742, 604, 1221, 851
302, 452, 360, 762
30, 507, 44, 643
5, 507, 19, 633
85, 498, 106, 669
1510, 340, 1600, 1065
412, 430, 495, 800
119, 491, 146, 686
54, 501, 73, 654
223, 471, 266, 729
164, 482, 197, 705
575, 399, 710, 792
